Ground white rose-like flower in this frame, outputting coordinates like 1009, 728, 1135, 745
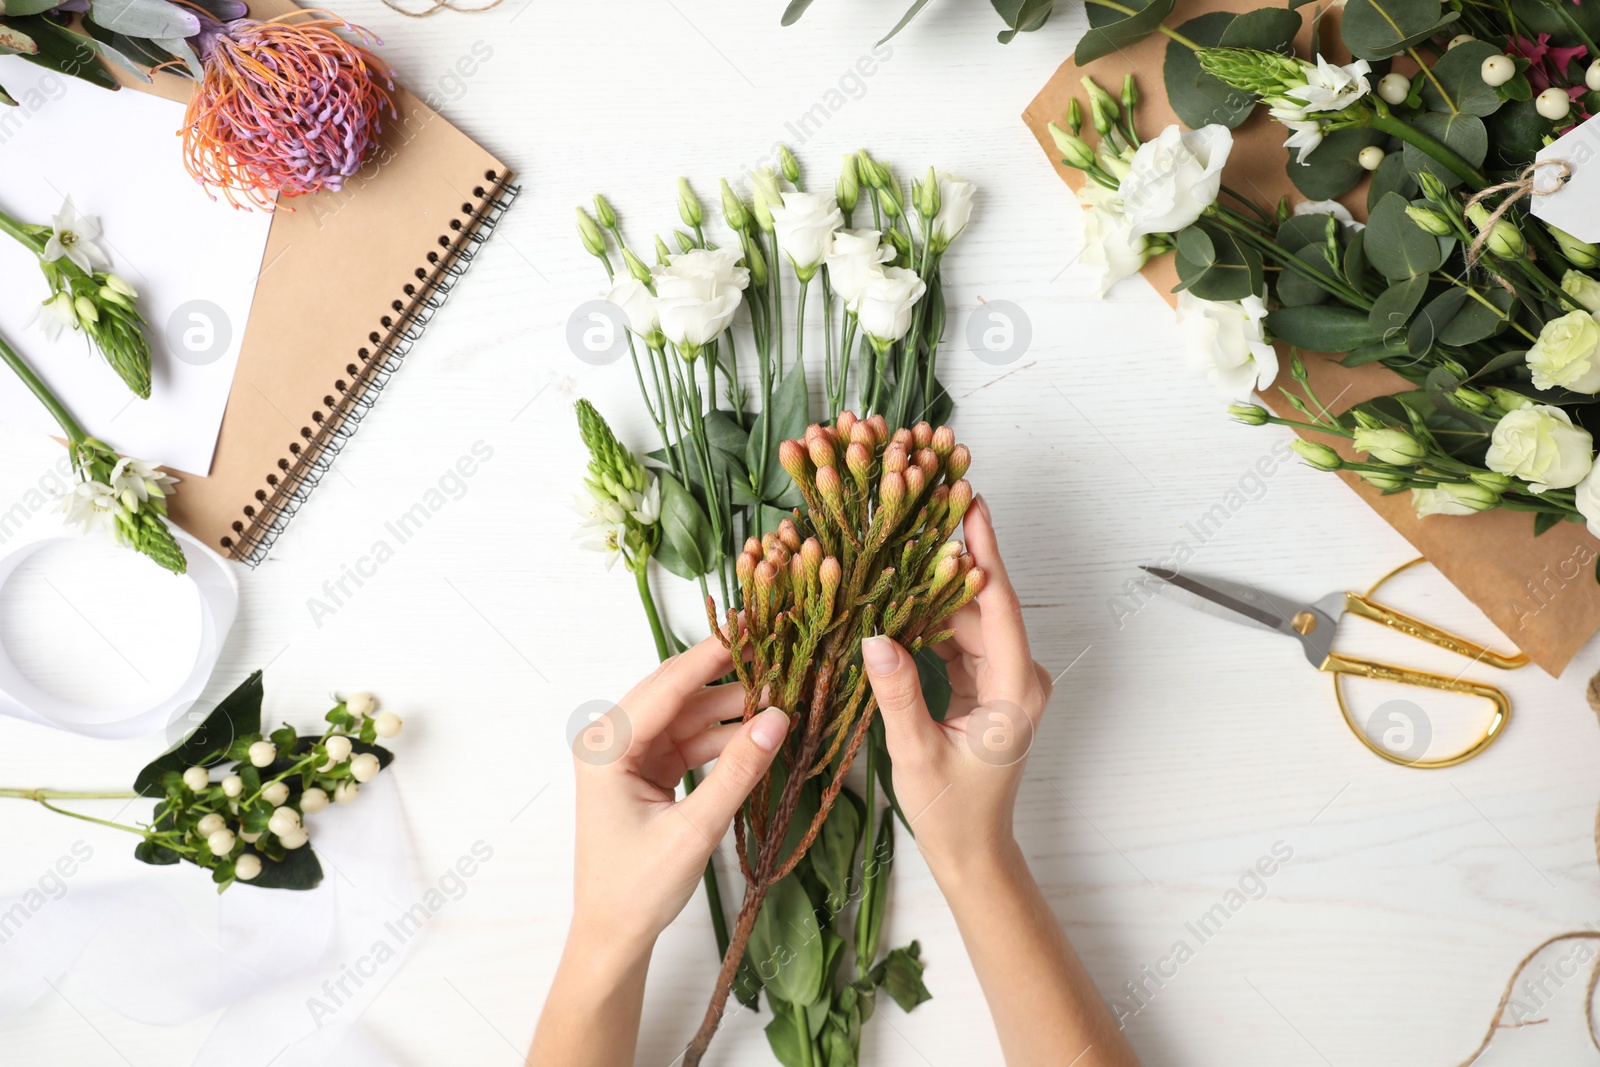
300, 787, 330, 814
826, 229, 895, 305
234, 853, 262, 881
207, 829, 236, 857
770, 190, 843, 275
1562, 270, 1600, 314
852, 266, 927, 343
196, 813, 227, 836
1077, 181, 1149, 298
350, 752, 381, 783
1526, 310, 1600, 392
929, 173, 976, 248
654, 248, 749, 351
1118, 124, 1233, 238
182, 766, 210, 792
1175, 291, 1279, 401
602, 277, 660, 339
373, 712, 403, 738
346, 692, 376, 718
1575, 463, 1600, 537
1486, 403, 1595, 492
261, 781, 291, 807
248, 741, 277, 768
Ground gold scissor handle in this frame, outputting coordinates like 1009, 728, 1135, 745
1341, 591, 1529, 670
1322, 652, 1510, 768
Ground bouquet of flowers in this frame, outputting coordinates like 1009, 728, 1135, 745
572, 146, 975, 1065
0, 672, 403, 890
1048, 0, 1600, 574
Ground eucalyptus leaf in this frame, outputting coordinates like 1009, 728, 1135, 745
1276, 244, 1337, 307
1408, 287, 1469, 356
1439, 286, 1514, 345
1075, 0, 1174, 64
88, 0, 200, 40
1274, 214, 1338, 255
1486, 98, 1556, 167
1266, 305, 1381, 352
1342, 0, 1452, 60
1343, 334, 1411, 365
1402, 112, 1487, 190
1367, 275, 1431, 341
1419, 39, 1505, 117
1165, 14, 1256, 130
1173, 221, 1263, 301
993, 0, 1054, 43
1289, 128, 1385, 200
1366, 148, 1418, 212
1364, 193, 1444, 280
1343, 228, 1368, 293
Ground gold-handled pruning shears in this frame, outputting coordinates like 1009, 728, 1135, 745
1140, 559, 1529, 768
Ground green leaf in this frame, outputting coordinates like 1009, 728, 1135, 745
1341, 0, 1448, 60
1367, 149, 1418, 213
1173, 221, 1264, 301
1534, 510, 1563, 536
811, 791, 861, 913
1402, 112, 1487, 190
0, 21, 40, 51
747, 368, 811, 503
16, 17, 117, 89
780, 0, 817, 25
1165, 13, 1257, 131
1276, 244, 1338, 307
1343, 228, 1368, 292
750, 875, 827, 1007
1266, 305, 1381, 352
1343, 335, 1410, 366
1420, 40, 1505, 117
1368, 275, 1431, 343
1486, 98, 1556, 168
1075, 0, 1173, 63
1275, 214, 1338, 255
855, 808, 895, 966
1288, 128, 1386, 200
245, 846, 324, 890
879, 0, 935, 42
763, 1001, 808, 1067
134, 672, 264, 797
1364, 193, 1445, 280
913, 647, 952, 721
88, 0, 199, 39
1440, 287, 1514, 345
1408, 287, 1468, 356
653, 471, 715, 580
133, 839, 180, 865
870, 941, 933, 1012
994, 0, 1054, 43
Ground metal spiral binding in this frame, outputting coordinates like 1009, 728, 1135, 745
220, 170, 521, 565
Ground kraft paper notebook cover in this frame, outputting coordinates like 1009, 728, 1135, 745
1022, 1, 1600, 675
118, 0, 516, 566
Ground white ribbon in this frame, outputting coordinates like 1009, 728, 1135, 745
0, 529, 239, 739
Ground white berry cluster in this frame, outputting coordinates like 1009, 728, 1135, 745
161, 692, 402, 889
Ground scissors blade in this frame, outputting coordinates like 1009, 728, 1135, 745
1140, 566, 1308, 636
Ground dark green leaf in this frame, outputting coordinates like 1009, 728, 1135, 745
811, 792, 861, 913
245, 846, 324, 890
994, 0, 1054, 42
1274, 214, 1338, 255
1343, 335, 1411, 366
1534, 510, 1562, 536
1343, 228, 1368, 293
856, 808, 895, 966
763, 1000, 808, 1067
1276, 244, 1337, 307
1341, 0, 1448, 60
1367, 275, 1430, 343
17, 16, 118, 89
135, 672, 264, 797
747, 368, 811, 503
1486, 98, 1557, 168
1075, 0, 1173, 63
1364, 193, 1444, 280
879, 0, 935, 42
1267, 305, 1381, 352
750, 875, 826, 1006
781, 0, 817, 25
1420, 39, 1505, 117
1367, 149, 1418, 213
1173, 221, 1263, 301
133, 839, 180, 865
1440, 286, 1514, 345
1402, 112, 1487, 190
3, 0, 59, 16
654, 471, 714, 580
1165, 14, 1254, 130
871, 941, 933, 1013
1408, 287, 1469, 356
913, 647, 952, 722
1288, 127, 1385, 200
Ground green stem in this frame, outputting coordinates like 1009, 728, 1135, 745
634, 562, 671, 661
0, 329, 86, 443
0, 788, 140, 800
1366, 105, 1488, 189
1082, 0, 1202, 48
36, 798, 148, 838
1407, 48, 1455, 114
0, 207, 43, 255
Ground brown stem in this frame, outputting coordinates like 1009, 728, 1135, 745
683, 879, 774, 1066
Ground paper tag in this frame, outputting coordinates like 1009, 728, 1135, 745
1531, 114, 1600, 242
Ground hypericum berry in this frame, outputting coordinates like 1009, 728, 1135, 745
372, 711, 404, 740
346, 692, 377, 718
278, 826, 309, 850
197, 813, 227, 836
1358, 146, 1385, 171
350, 752, 381, 783
182, 767, 210, 792
324, 735, 353, 763
1377, 72, 1410, 105
221, 774, 243, 798
1588, 59, 1600, 92
234, 853, 262, 881
267, 807, 301, 837
300, 787, 330, 814
248, 741, 277, 768
1480, 54, 1515, 87
334, 781, 360, 804
240, 830, 262, 844
262, 781, 291, 807
1448, 33, 1475, 49
1537, 87, 1572, 120
207, 828, 236, 856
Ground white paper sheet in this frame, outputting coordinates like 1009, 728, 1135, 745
0, 56, 272, 475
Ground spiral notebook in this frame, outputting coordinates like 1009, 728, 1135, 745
122, 0, 517, 565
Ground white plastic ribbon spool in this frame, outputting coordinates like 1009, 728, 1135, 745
0, 529, 238, 738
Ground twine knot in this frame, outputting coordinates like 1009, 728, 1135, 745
1463, 158, 1572, 269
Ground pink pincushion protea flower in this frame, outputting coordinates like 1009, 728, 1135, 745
183, 13, 395, 211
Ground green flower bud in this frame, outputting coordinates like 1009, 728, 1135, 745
592, 194, 617, 231
1047, 122, 1096, 169
779, 145, 801, 184
677, 177, 703, 229
622, 247, 652, 284
1227, 403, 1269, 426
74, 294, 98, 325
1469, 470, 1513, 492
836, 155, 861, 214
1081, 75, 1119, 135
1465, 202, 1524, 257
1485, 386, 1533, 412
1405, 204, 1454, 237
914, 166, 941, 219
720, 179, 750, 232
1552, 225, 1600, 268
856, 149, 886, 190
1066, 98, 1084, 135
745, 239, 769, 288
1292, 439, 1343, 471
1361, 470, 1408, 491
751, 167, 782, 232
576, 207, 607, 257
1352, 427, 1427, 465
1415, 170, 1452, 205
1452, 387, 1492, 414
654, 234, 672, 265
674, 230, 696, 254
1121, 73, 1138, 114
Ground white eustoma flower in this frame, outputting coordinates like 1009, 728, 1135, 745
929, 173, 976, 248
1077, 181, 1149, 297
825, 229, 895, 305
653, 248, 749, 351
852, 266, 927, 343
1485, 403, 1594, 492
1576, 462, 1600, 537
43, 197, 111, 273
1287, 56, 1372, 114
1561, 270, 1600, 314
1118, 124, 1233, 238
1175, 291, 1279, 402
770, 190, 843, 276
602, 277, 660, 339
1293, 199, 1365, 231
1526, 309, 1600, 392
60, 480, 121, 539
29, 292, 80, 342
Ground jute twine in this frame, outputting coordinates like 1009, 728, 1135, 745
1451, 671, 1600, 1065
1462, 159, 1571, 270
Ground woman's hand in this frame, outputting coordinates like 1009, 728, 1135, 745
571, 635, 788, 948
861, 494, 1052, 874
530, 637, 787, 1067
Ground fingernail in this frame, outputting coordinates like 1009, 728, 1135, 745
975, 493, 992, 522
862, 635, 899, 674
750, 707, 788, 751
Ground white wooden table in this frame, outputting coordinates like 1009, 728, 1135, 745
3, 2, 1600, 1063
